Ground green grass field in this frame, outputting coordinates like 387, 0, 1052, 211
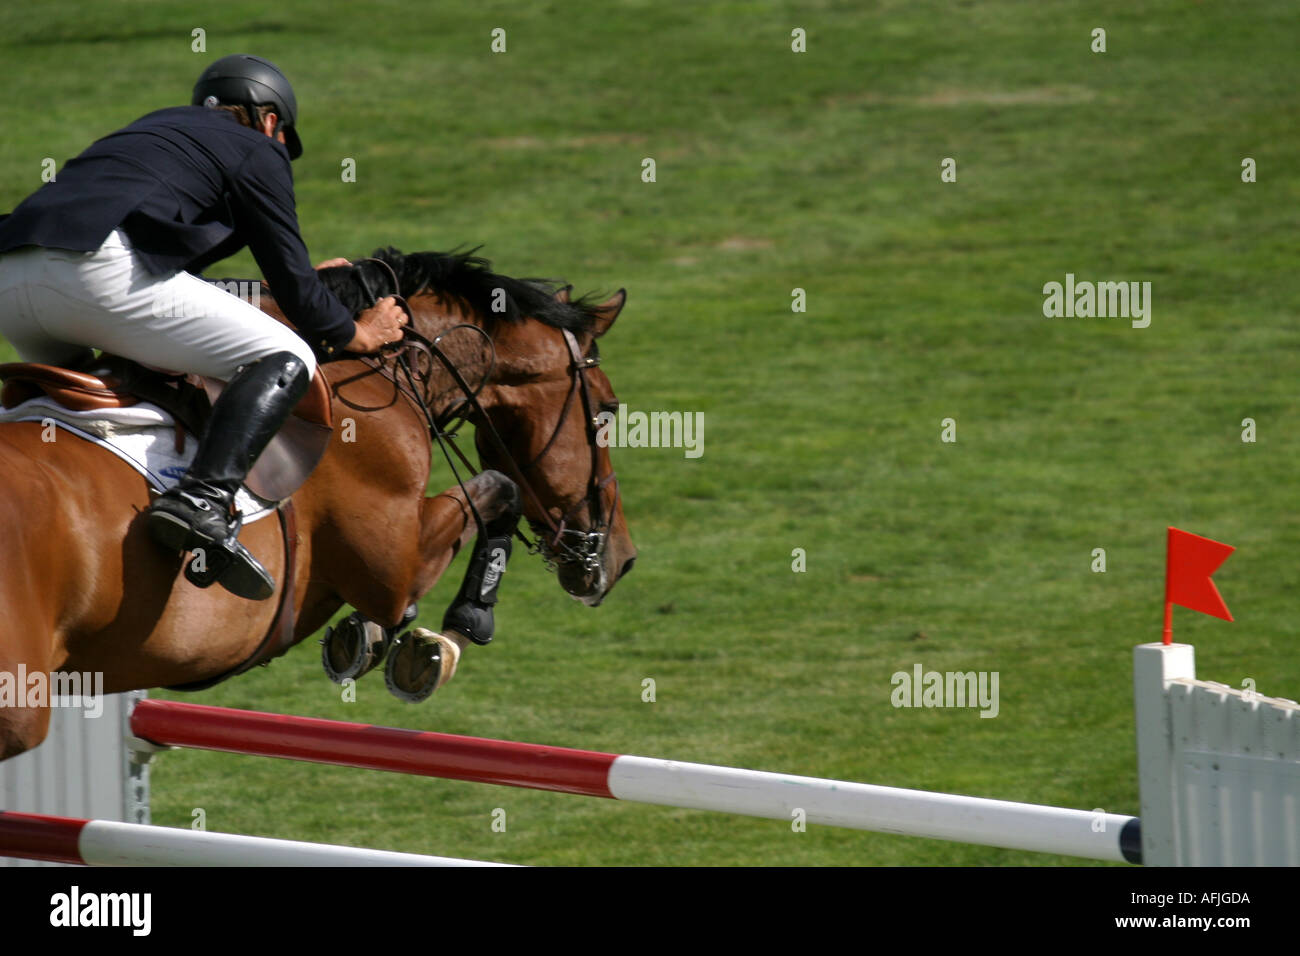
2, 1, 1297, 866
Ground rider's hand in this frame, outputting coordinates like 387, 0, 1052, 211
346, 296, 408, 353
315, 257, 351, 270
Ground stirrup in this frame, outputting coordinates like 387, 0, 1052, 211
183, 534, 276, 601
147, 490, 276, 601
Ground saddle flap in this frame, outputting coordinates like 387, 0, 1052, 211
295, 368, 333, 429
247, 415, 333, 502
199, 370, 334, 502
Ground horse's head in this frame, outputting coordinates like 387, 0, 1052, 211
368, 249, 635, 607
472, 287, 636, 606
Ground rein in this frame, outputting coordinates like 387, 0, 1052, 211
345, 259, 617, 574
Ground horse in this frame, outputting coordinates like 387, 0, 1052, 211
0, 248, 635, 761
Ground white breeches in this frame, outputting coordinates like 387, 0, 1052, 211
0, 229, 316, 380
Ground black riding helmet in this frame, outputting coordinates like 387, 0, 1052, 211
192, 54, 303, 160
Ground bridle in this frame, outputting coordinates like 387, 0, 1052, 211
498, 327, 619, 574
347, 259, 619, 577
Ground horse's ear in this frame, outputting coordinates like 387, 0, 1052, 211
554, 285, 572, 304
589, 289, 626, 338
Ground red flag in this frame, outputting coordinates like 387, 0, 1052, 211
1163, 527, 1234, 644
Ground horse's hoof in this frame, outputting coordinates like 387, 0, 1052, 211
384, 627, 459, 702
321, 615, 389, 683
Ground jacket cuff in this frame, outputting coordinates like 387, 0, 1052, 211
310, 321, 357, 363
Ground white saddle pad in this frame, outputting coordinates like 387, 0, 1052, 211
0, 396, 277, 524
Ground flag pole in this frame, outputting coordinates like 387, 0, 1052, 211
1163, 527, 1174, 645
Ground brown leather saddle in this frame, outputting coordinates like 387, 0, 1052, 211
0, 355, 334, 502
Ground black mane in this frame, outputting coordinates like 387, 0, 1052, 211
319, 247, 600, 333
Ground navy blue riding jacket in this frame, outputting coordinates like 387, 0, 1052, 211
0, 105, 355, 360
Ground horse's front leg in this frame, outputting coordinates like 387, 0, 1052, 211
387, 469, 521, 700
412, 468, 521, 602
324, 470, 521, 700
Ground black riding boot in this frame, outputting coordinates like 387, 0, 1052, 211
146, 351, 310, 600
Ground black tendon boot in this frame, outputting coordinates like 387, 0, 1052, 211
442, 530, 514, 645
146, 351, 310, 600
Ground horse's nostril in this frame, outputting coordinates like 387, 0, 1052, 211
619, 556, 636, 579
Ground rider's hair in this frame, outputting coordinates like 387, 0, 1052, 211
212, 103, 276, 129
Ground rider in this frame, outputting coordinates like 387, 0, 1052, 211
0, 54, 407, 601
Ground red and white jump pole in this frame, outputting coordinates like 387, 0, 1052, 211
0, 810, 512, 867
129, 699, 1142, 863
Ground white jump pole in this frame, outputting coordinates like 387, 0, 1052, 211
609, 757, 1140, 862
0, 810, 514, 867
